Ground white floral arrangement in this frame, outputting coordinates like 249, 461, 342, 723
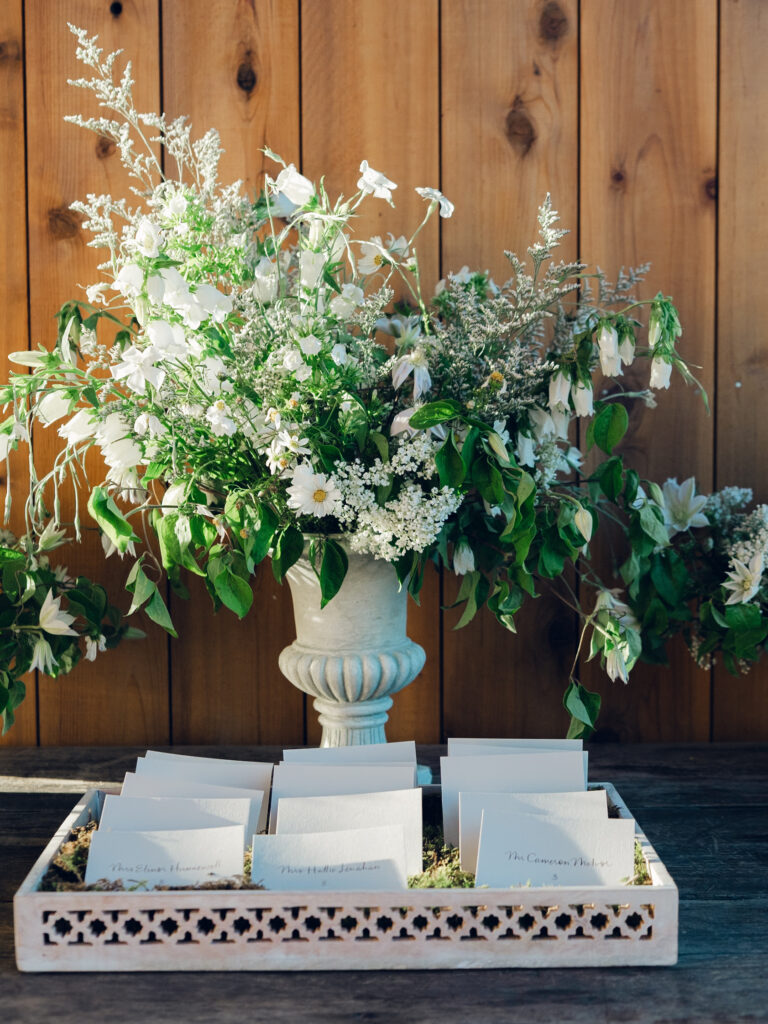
0, 26, 713, 736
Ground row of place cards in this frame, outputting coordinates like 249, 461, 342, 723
83, 738, 637, 892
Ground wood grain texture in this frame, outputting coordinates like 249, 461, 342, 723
25, 1, 169, 745
161, 0, 304, 744
441, 0, 579, 739
0, 0, 36, 746
578, 0, 717, 741
301, 0, 442, 744
713, 0, 768, 740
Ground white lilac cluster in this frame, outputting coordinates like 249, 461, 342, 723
704, 486, 753, 529
332, 435, 462, 561
722, 505, 768, 605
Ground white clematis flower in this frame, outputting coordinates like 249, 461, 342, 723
392, 349, 432, 400
357, 160, 397, 204
29, 635, 56, 674
453, 539, 475, 575
111, 345, 165, 393
85, 634, 108, 662
618, 332, 635, 367
287, 463, 342, 517
415, 186, 454, 218
38, 589, 78, 636
723, 553, 764, 605
661, 477, 709, 538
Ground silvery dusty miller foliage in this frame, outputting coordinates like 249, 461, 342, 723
1, 25, 742, 737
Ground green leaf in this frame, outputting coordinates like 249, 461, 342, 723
563, 681, 601, 740
435, 432, 466, 488
471, 458, 504, 505
638, 504, 669, 547
144, 588, 177, 637
87, 486, 140, 553
591, 403, 629, 455
208, 557, 253, 619
272, 526, 305, 583
127, 565, 156, 616
596, 456, 623, 501
409, 400, 462, 430
369, 431, 390, 464
319, 538, 348, 608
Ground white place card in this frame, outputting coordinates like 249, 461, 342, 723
275, 788, 423, 876
84, 825, 245, 889
458, 789, 608, 872
99, 795, 256, 851
120, 773, 266, 834
142, 751, 274, 794
447, 737, 583, 752
446, 746, 589, 788
440, 751, 587, 846
475, 809, 635, 888
269, 764, 415, 832
281, 740, 417, 765
251, 826, 408, 891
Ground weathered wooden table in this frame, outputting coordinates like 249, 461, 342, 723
1, 743, 766, 1023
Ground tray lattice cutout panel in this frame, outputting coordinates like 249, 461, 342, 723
39, 899, 656, 949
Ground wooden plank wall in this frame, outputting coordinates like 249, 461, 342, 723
1, 0, 765, 747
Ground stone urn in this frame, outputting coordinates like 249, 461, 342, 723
278, 545, 426, 746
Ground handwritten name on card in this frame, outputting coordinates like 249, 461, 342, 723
250, 826, 408, 891
475, 810, 635, 888
84, 825, 245, 889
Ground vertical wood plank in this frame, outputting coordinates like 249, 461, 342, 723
714, 0, 768, 740
300, 0, 442, 743
162, 0, 304, 745
441, 0, 580, 739
27, 1, 170, 745
579, 0, 716, 741
0, 0, 37, 745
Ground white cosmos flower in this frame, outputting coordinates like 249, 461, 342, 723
330, 283, 364, 319
29, 635, 56, 674
548, 370, 571, 412
112, 262, 144, 297
357, 160, 397, 204
661, 477, 709, 537
724, 553, 764, 605
275, 164, 315, 206
111, 345, 165, 393
358, 236, 391, 275
415, 186, 454, 218
37, 391, 71, 426
205, 399, 237, 436
277, 430, 311, 457
286, 463, 341, 517
298, 334, 322, 356
453, 539, 475, 575
392, 348, 432, 400
133, 218, 163, 258
597, 323, 621, 377
39, 589, 78, 636
572, 381, 594, 417
266, 438, 293, 476
650, 356, 672, 389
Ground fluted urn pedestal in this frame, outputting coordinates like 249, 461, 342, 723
278, 546, 426, 747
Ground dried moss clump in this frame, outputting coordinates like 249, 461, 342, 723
408, 826, 476, 889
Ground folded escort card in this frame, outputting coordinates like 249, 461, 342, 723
475, 809, 635, 888
440, 751, 587, 846
99, 795, 256, 851
275, 788, 423, 876
250, 825, 408, 891
281, 740, 417, 765
121, 773, 266, 834
141, 751, 274, 794
458, 789, 608, 872
85, 824, 245, 889
269, 764, 416, 832
447, 738, 583, 753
